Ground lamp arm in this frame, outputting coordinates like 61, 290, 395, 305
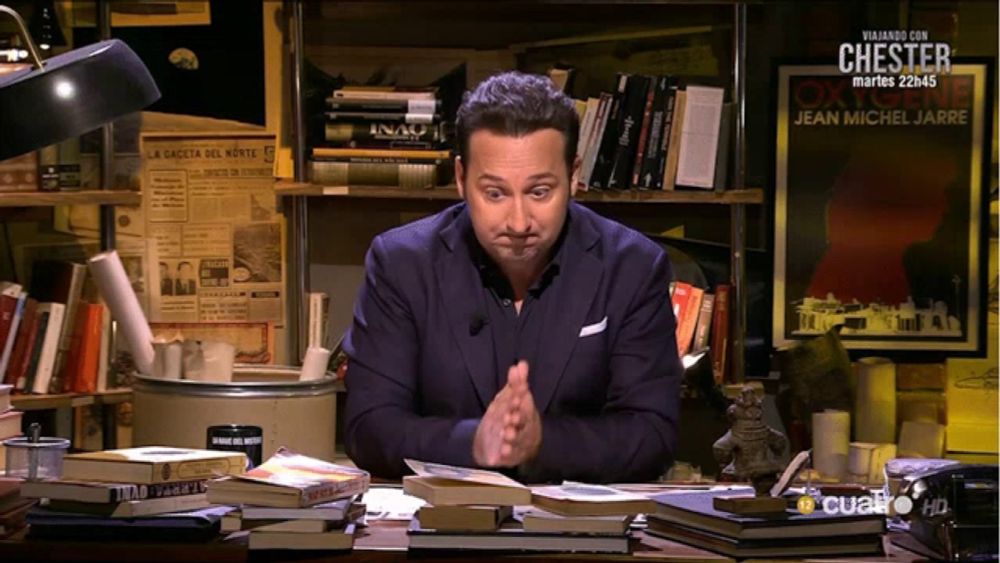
0, 5, 45, 70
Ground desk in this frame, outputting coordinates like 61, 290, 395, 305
0, 520, 924, 563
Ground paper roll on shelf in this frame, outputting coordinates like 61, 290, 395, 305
87, 250, 155, 375
812, 409, 850, 480
300, 346, 332, 381
855, 357, 897, 443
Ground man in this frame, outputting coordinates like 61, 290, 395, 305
174, 261, 196, 296
344, 72, 681, 483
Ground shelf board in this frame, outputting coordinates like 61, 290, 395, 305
275, 181, 764, 205
0, 190, 140, 208
11, 389, 133, 411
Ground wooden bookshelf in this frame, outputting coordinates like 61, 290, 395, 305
0, 190, 140, 208
274, 181, 764, 205
11, 389, 133, 411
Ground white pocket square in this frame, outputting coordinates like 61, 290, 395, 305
579, 316, 608, 338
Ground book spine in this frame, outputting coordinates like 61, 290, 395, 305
580, 93, 612, 189
630, 76, 658, 188
144, 479, 209, 499
692, 293, 716, 353
307, 161, 440, 190
677, 287, 703, 357
312, 147, 451, 160
653, 82, 678, 190
606, 74, 650, 190
589, 74, 629, 190
24, 310, 49, 393
662, 90, 687, 190
149, 458, 244, 484
332, 89, 437, 101
312, 156, 449, 165
6, 298, 37, 388
711, 284, 730, 384
325, 112, 440, 124
33, 303, 65, 395
0, 293, 25, 381
0, 285, 21, 360
301, 481, 367, 506
713, 102, 733, 192
324, 121, 447, 146
636, 76, 669, 189
326, 98, 440, 113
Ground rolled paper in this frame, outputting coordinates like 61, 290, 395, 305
182, 340, 235, 383
855, 357, 897, 443
301, 346, 332, 381
812, 409, 850, 480
87, 251, 155, 375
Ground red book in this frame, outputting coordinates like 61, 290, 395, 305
0, 283, 21, 362
711, 284, 730, 384
71, 304, 103, 394
677, 286, 704, 357
4, 298, 37, 389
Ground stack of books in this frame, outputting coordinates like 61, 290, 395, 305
310, 86, 451, 189
0, 479, 34, 539
207, 447, 369, 552
0, 384, 22, 470
646, 490, 886, 558
24, 446, 246, 540
403, 460, 638, 554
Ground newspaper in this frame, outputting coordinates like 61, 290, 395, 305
142, 134, 284, 325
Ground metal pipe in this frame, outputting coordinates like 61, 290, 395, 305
730, 1, 747, 382
97, 0, 115, 252
287, 0, 309, 362
0, 5, 45, 70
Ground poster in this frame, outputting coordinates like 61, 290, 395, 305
773, 64, 990, 352
142, 134, 284, 325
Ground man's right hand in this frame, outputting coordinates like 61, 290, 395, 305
473, 360, 534, 467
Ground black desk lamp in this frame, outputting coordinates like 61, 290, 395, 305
0, 4, 160, 161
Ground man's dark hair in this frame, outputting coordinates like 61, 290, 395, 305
456, 71, 579, 177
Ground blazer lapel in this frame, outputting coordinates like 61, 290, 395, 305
435, 207, 496, 409
533, 205, 603, 413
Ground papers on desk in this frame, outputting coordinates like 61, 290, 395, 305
361, 487, 425, 521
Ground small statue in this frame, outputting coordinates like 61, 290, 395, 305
713, 385, 788, 495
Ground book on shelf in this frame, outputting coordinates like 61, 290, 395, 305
205, 447, 369, 508
65, 303, 103, 394
630, 75, 658, 189
326, 97, 441, 113
713, 102, 734, 191
636, 75, 675, 189
324, 121, 448, 148
325, 111, 441, 124
6, 297, 38, 389
307, 160, 443, 190
0, 290, 25, 384
520, 508, 633, 535
407, 519, 630, 554
710, 284, 730, 384
691, 292, 716, 353
29, 261, 87, 393
311, 147, 451, 160
29, 302, 66, 395
332, 86, 437, 101
579, 92, 612, 190
417, 504, 512, 532
661, 89, 688, 190
676, 285, 704, 357
20, 478, 208, 504
0, 409, 22, 439
44, 492, 211, 518
62, 446, 246, 485
606, 74, 652, 190
248, 523, 356, 551
589, 73, 628, 190
530, 482, 654, 517
576, 97, 600, 162
0, 383, 10, 413
675, 85, 725, 189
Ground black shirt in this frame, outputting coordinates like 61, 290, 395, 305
470, 223, 568, 390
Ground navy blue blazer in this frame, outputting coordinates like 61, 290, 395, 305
343, 202, 681, 483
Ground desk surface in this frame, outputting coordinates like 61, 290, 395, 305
0, 520, 924, 563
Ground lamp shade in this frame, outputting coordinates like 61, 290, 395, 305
0, 38, 160, 160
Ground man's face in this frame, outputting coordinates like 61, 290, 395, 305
456, 128, 579, 272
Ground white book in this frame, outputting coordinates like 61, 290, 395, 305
307, 292, 330, 349
675, 85, 725, 189
576, 97, 600, 160
32, 302, 65, 395
580, 93, 613, 188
